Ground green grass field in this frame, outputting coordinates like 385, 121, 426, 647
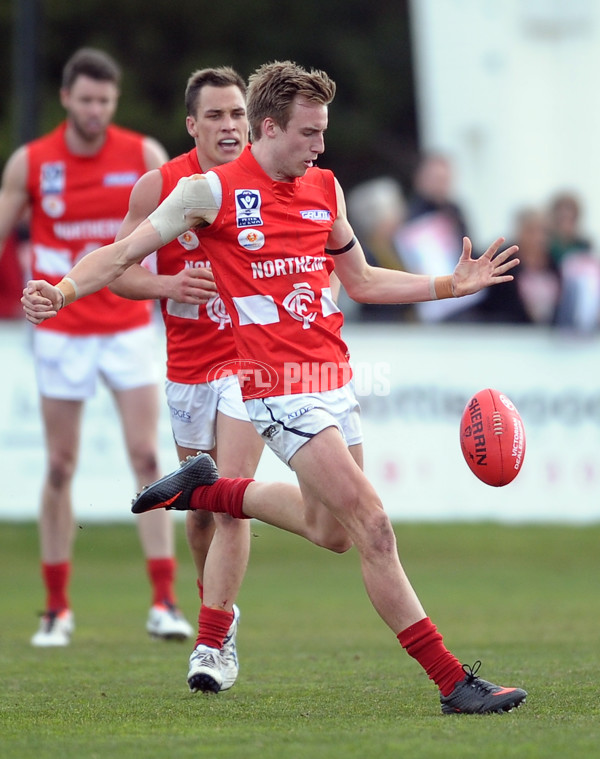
1, 519, 599, 759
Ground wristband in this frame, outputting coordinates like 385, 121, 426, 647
56, 277, 79, 309
429, 276, 437, 300
432, 275, 455, 300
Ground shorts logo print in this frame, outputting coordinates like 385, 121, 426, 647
262, 424, 279, 440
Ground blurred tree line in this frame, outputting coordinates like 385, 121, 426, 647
1, 0, 418, 191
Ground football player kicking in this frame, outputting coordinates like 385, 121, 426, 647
22, 60, 526, 715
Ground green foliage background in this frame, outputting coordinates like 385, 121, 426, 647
1, 0, 418, 191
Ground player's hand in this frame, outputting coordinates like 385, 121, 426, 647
167, 266, 218, 304
21, 281, 63, 324
452, 237, 519, 296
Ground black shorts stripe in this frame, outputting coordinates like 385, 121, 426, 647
261, 398, 314, 439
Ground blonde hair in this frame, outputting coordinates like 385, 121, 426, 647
247, 60, 336, 140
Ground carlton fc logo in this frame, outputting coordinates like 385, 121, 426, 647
235, 189, 263, 227
206, 295, 232, 330
283, 282, 317, 330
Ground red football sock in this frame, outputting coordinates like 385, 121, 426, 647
147, 557, 177, 606
398, 617, 465, 697
42, 561, 70, 611
196, 605, 234, 650
197, 579, 204, 602
190, 478, 254, 519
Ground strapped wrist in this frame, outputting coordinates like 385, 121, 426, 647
431, 275, 455, 300
56, 277, 79, 308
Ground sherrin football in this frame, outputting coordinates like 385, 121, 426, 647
459, 388, 526, 487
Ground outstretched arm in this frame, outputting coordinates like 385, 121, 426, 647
22, 218, 164, 323
22, 173, 221, 324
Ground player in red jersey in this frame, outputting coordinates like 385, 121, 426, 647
0, 48, 193, 646
107, 67, 264, 693
22, 61, 528, 715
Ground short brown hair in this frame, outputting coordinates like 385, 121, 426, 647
185, 67, 247, 117
549, 191, 581, 220
246, 60, 336, 140
62, 48, 121, 90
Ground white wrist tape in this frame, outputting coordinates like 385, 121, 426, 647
148, 174, 221, 244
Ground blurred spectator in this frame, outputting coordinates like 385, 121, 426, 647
479, 208, 561, 325
393, 152, 483, 322
547, 192, 599, 333
406, 152, 469, 236
348, 177, 406, 269
346, 177, 413, 321
547, 191, 592, 265
556, 252, 600, 333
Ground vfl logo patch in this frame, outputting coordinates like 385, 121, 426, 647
300, 209, 331, 221
235, 190, 263, 227
40, 162, 65, 195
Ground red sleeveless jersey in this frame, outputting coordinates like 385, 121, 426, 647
200, 145, 351, 400
27, 122, 153, 335
157, 149, 237, 383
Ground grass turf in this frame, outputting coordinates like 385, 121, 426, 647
1, 520, 599, 758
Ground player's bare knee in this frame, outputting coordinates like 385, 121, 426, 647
131, 451, 159, 482
189, 509, 215, 531
214, 512, 249, 532
357, 509, 397, 559
47, 457, 76, 490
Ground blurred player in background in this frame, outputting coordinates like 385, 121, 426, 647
21, 60, 526, 716
0, 47, 192, 646
108, 67, 264, 693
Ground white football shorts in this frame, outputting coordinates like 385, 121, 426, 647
165, 373, 250, 450
245, 382, 363, 466
33, 324, 160, 400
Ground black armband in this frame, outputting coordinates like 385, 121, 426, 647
325, 235, 357, 255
